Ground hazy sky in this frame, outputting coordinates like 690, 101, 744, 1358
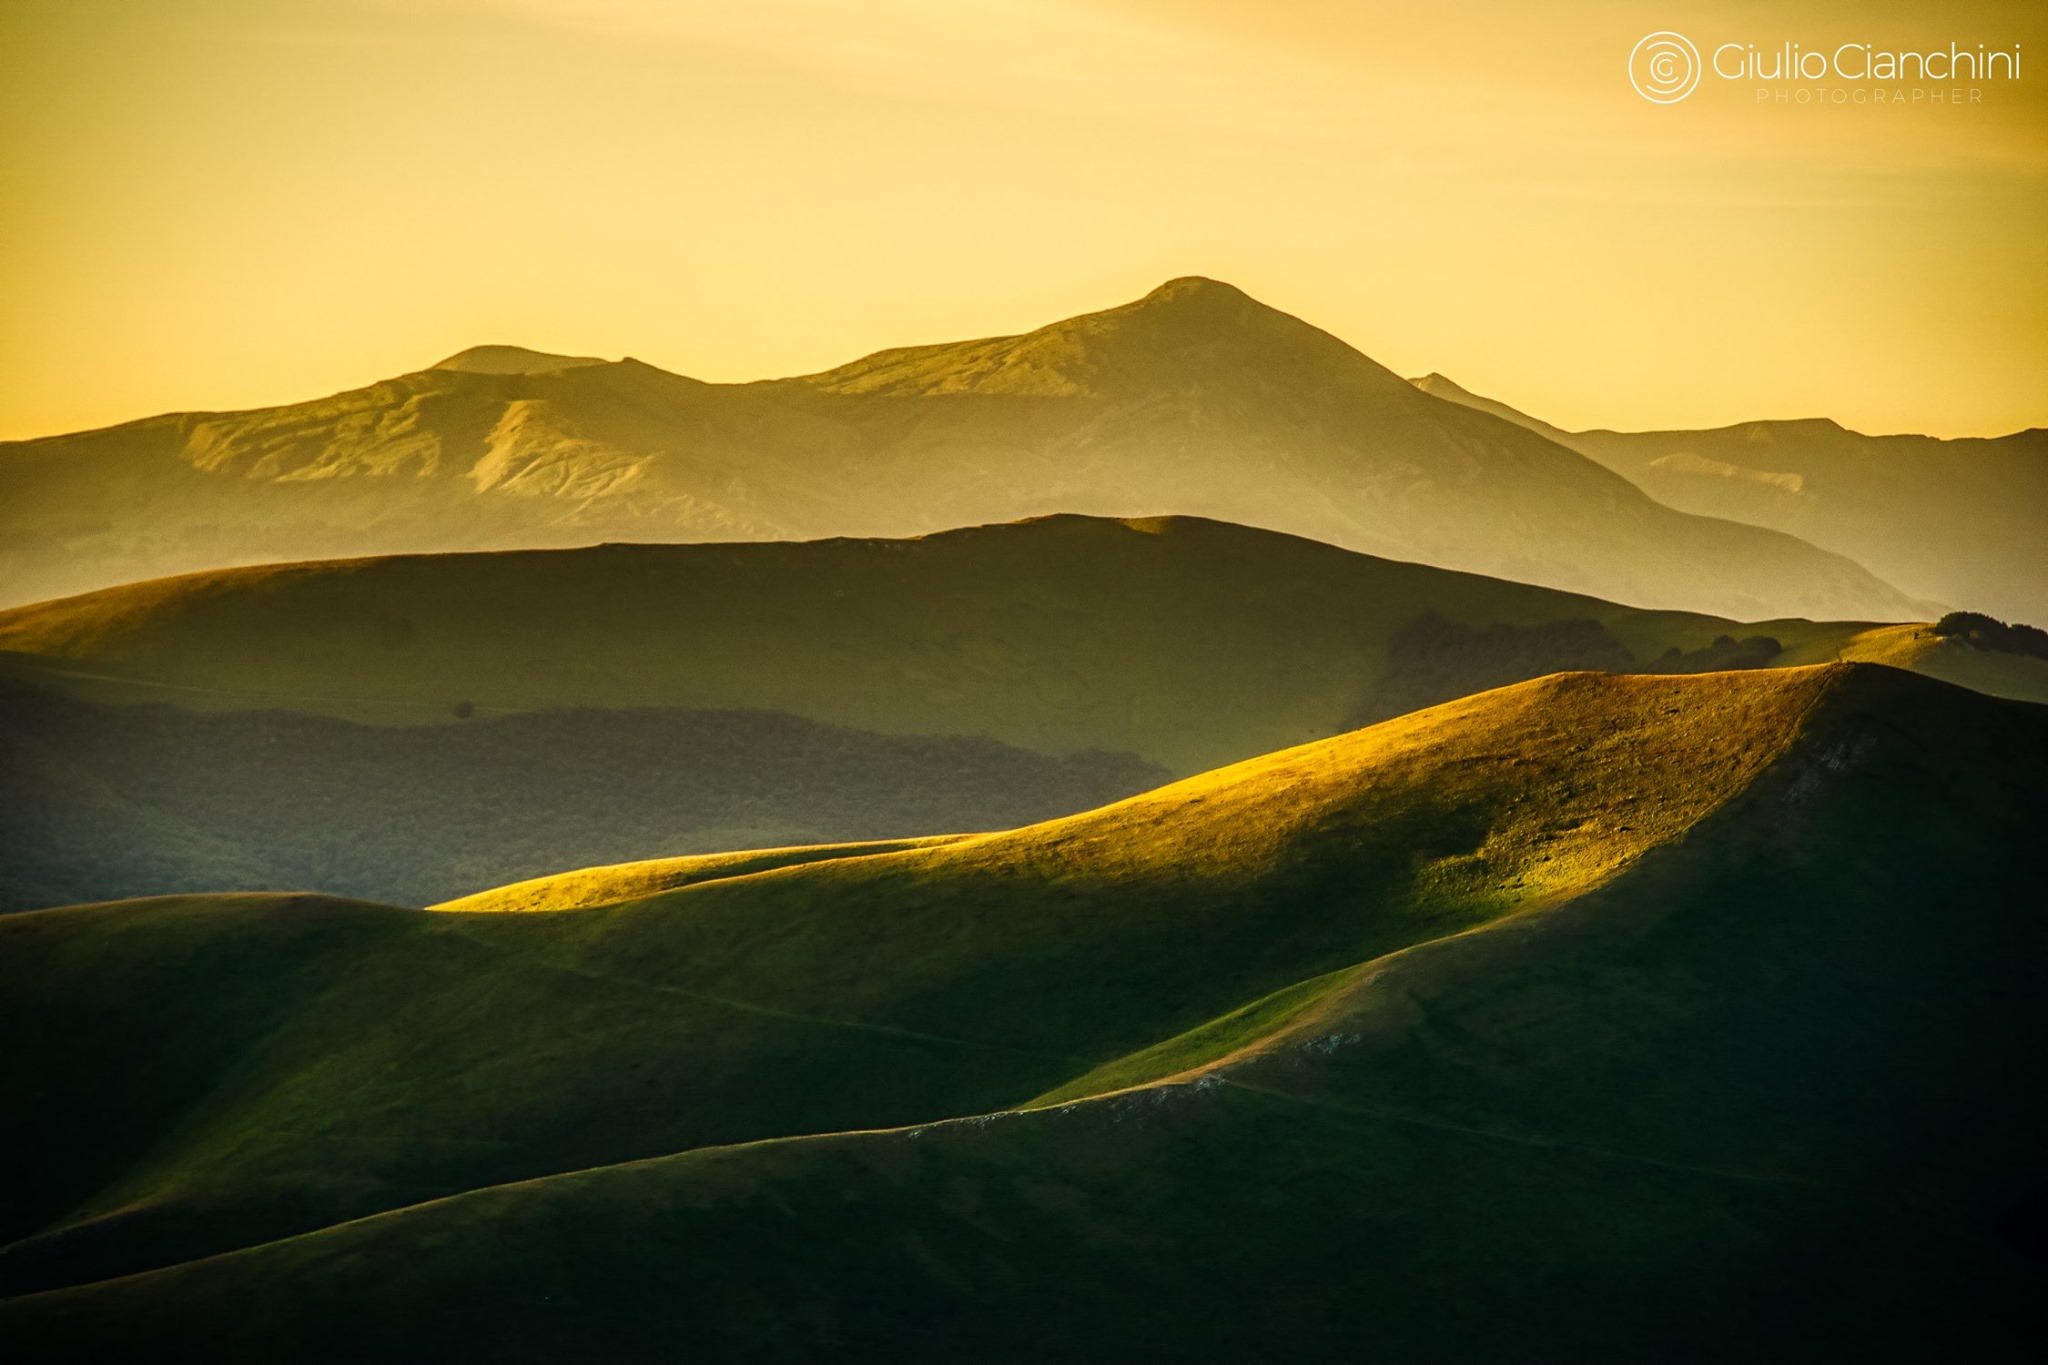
3, 0, 2043, 440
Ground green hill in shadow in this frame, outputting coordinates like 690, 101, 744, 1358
0, 514, 1957, 773
0, 679, 1158, 912
2, 664, 2043, 1359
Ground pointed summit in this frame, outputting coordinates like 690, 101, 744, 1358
1410, 372, 1477, 401
1409, 372, 1572, 442
801, 277, 1413, 400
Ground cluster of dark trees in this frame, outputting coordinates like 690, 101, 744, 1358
1354, 612, 1788, 728
1642, 634, 1785, 674
1932, 611, 2048, 661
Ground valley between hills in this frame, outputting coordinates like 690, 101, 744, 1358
2, 278, 2044, 1362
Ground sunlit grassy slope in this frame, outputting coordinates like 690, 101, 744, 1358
4, 665, 2043, 1361
429, 836, 969, 914
0, 513, 1982, 779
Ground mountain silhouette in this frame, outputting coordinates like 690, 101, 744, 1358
1412, 372, 2045, 622
0, 278, 1933, 621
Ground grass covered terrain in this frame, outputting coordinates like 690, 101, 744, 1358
429, 837, 971, 914
0, 514, 1790, 773
3, 664, 2043, 1359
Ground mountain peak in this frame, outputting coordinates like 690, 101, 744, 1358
429, 345, 607, 376
1114, 276, 1298, 334
1735, 417, 1850, 440
1134, 275, 1254, 307
801, 276, 1413, 400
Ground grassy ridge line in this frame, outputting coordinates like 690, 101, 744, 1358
1024, 964, 1367, 1106
0, 651, 494, 718
0, 669, 1834, 1295
428, 836, 974, 913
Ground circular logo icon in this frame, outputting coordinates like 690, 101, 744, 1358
1629, 31, 1701, 103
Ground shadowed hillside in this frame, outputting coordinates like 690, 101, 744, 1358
1, 664, 2042, 1360
0, 279, 1931, 621
1412, 372, 2047, 623
0, 679, 1160, 912
0, 515, 1937, 774
9, 516, 2043, 913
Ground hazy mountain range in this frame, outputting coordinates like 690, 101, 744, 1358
1, 278, 1945, 623
1412, 372, 2047, 623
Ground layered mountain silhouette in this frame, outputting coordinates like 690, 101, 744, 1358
5, 271, 2041, 1364
1413, 372, 2048, 623
0, 279, 1933, 621
4, 665, 2042, 1359
11, 515, 2044, 913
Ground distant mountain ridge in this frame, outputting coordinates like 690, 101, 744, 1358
0, 278, 1935, 622
1410, 372, 2047, 622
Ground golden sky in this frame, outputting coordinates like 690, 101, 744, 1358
2, 0, 2043, 440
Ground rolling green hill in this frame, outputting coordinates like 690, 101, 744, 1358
0, 278, 1932, 622
9, 515, 2044, 913
0, 514, 1937, 774
1412, 371, 2048, 623
2, 664, 2043, 1360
